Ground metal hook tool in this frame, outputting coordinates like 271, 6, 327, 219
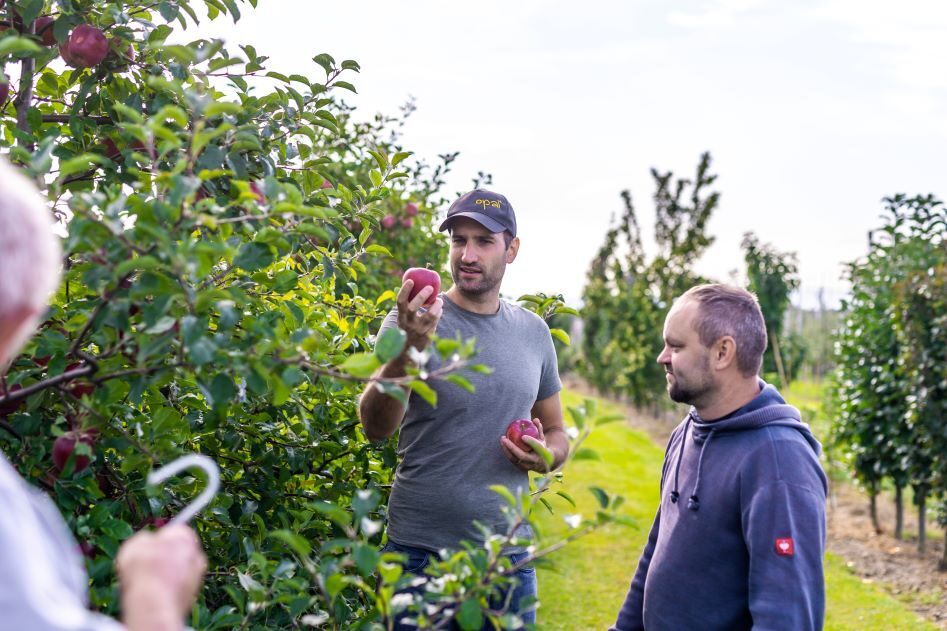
147, 453, 221, 526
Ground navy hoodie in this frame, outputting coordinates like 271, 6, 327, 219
611, 382, 827, 631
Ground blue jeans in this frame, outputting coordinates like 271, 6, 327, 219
381, 539, 537, 630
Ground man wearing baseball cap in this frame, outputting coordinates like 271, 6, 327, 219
360, 189, 568, 628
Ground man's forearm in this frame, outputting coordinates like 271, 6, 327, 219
358, 356, 412, 441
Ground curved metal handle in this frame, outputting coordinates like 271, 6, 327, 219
147, 453, 221, 526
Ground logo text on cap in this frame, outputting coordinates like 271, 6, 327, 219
475, 198, 502, 209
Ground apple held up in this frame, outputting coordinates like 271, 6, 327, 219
402, 267, 441, 307
505, 419, 541, 452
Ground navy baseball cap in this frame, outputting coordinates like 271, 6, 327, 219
438, 189, 517, 237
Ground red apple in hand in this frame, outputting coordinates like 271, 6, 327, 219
52, 429, 98, 474
506, 419, 541, 452
402, 268, 440, 307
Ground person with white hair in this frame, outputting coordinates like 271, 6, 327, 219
0, 157, 207, 630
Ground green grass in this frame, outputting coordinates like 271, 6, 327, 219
533, 389, 939, 630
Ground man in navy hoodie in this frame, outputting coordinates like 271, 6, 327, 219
610, 284, 827, 631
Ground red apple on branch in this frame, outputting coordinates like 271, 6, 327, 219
381, 214, 397, 229
401, 217, 414, 229
52, 429, 98, 474
60, 24, 108, 68
505, 419, 540, 451
404, 202, 419, 217
402, 267, 441, 307
0, 383, 23, 416
34, 15, 56, 46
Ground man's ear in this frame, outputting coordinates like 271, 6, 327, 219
712, 335, 737, 371
506, 237, 520, 263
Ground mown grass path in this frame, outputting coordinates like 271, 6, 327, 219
533, 389, 939, 630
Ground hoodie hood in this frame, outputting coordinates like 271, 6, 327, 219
669, 381, 821, 511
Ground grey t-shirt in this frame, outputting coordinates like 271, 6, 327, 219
378, 294, 561, 552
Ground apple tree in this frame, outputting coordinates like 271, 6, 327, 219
0, 1, 627, 628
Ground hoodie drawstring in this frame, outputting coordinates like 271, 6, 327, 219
688, 429, 715, 511
669, 413, 693, 505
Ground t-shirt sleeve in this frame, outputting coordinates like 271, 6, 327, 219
377, 307, 400, 339
536, 321, 561, 401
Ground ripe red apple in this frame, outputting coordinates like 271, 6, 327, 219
381, 214, 397, 229
0, 383, 23, 416
78, 541, 97, 558
401, 216, 414, 229
34, 15, 56, 46
61, 25, 108, 68
52, 429, 98, 474
402, 267, 441, 307
321, 179, 333, 189
505, 419, 541, 452
404, 202, 419, 217
0, 73, 9, 108
66, 362, 95, 397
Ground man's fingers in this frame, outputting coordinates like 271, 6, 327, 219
406, 285, 435, 312
396, 279, 414, 306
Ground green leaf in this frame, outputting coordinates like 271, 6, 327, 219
269, 530, 312, 557
468, 364, 494, 375
549, 328, 571, 345
408, 379, 437, 407
594, 414, 625, 426
365, 244, 391, 257
310, 500, 350, 528
374, 381, 407, 406
0, 36, 42, 57
555, 490, 576, 507
532, 441, 555, 469
333, 80, 357, 93
233, 242, 273, 271
457, 599, 484, 631
488, 484, 517, 507
340, 59, 361, 72
589, 486, 609, 509
340, 353, 380, 378
210, 373, 236, 408
353, 542, 380, 576
374, 328, 406, 364
445, 374, 474, 393
539, 497, 554, 514
573, 448, 600, 461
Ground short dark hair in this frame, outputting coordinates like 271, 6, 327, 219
679, 284, 768, 377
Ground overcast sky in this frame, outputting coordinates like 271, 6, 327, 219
196, 0, 947, 309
